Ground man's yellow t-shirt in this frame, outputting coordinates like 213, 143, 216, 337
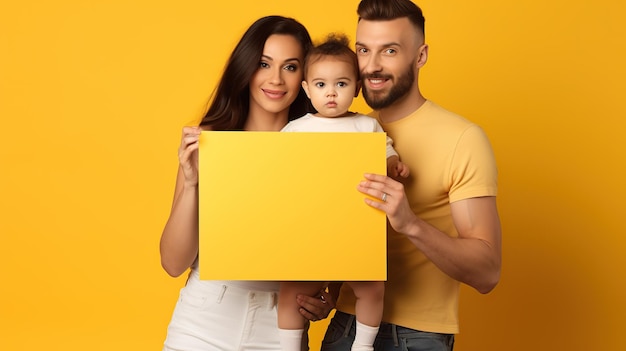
335, 100, 498, 334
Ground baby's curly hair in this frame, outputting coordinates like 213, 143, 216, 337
303, 33, 359, 81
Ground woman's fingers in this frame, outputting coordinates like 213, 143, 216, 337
179, 141, 199, 164
179, 127, 201, 150
181, 126, 201, 136
178, 127, 201, 184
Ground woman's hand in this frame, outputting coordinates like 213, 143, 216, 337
296, 288, 336, 321
178, 126, 202, 187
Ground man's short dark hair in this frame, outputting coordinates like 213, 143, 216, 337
357, 0, 425, 36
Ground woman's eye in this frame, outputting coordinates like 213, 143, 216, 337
259, 62, 269, 68
284, 64, 298, 72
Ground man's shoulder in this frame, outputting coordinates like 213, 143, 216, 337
423, 100, 473, 125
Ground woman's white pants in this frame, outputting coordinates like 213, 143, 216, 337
163, 271, 284, 351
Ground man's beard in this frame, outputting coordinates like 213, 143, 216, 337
362, 63, 415, 110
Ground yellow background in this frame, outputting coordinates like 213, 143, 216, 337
1, 0, 624, 350
198, 132, 386, 281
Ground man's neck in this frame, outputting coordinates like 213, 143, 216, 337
378, 93, 427, 124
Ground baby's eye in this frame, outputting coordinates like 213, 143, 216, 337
337, 82, 348, 88
315, 82, 325, 88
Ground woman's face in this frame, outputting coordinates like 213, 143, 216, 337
249, 34, 305, 117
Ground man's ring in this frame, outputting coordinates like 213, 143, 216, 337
320, 294, 327, 304
382, 193, 388, 202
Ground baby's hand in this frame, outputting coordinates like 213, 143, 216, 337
395, 161, 410, 178
386, 155, 410, 178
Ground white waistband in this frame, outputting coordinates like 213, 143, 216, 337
186, 268, 280, 293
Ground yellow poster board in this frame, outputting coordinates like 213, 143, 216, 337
198, 131, 387, 281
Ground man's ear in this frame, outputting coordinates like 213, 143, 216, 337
416, 43, 429, 69
301, 80, 311, 99
354, 80, 362, 98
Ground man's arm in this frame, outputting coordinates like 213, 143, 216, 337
404, 196, 501, 293
358, 174, 502, 293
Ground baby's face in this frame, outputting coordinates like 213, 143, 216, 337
303, 58, 358, 118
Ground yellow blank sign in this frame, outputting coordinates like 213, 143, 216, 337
198, 131, 387, 281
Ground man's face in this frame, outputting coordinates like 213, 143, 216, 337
355, 17, 422, 109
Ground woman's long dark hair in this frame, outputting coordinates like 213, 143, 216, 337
199, 16, 313, 131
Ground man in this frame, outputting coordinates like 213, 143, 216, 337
320, 1, 502, 350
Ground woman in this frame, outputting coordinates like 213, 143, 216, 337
160, 16, 334, 351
